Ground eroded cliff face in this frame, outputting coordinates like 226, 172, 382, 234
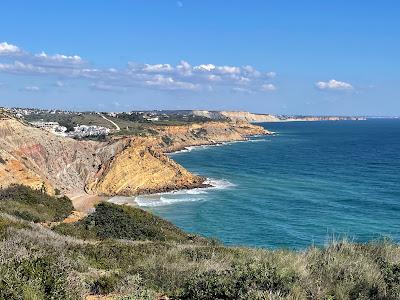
0, 117, 269, 197
219, 111, 281, 123
156, 121, 271, 152
197, 111, 366, 123
0, 118, 104, 194
87, 138, 205, 196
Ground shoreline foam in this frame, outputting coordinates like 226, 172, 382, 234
108, 177, 236, 207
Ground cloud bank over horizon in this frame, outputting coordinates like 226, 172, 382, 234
0, 41, 277, 95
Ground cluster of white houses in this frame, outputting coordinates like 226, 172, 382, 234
70, 125, 111, 137
30, 121, 110, 137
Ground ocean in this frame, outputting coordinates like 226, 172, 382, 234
118, 120, 400, 249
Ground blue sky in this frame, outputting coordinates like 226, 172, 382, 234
0, 0, 399, 115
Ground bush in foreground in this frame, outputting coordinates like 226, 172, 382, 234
55, 202, 197, 242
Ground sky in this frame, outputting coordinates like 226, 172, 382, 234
0, 0, 399, 115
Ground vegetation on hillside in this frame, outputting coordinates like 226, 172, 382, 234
0, 186, 399, 299
54, 202, 199, 242
0, 185, 74, 222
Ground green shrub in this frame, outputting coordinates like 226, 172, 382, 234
0, 185, 74, 222
0, 214, 28, 238
55, 202, 190, 242
0, 241, 82, 299
161, 135, 174, 146
178, 260, 298, 300
90, 273, 121, 295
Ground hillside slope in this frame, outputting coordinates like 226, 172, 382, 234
1, 186, 399, 299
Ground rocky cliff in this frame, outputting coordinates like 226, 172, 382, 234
0, 117, 107, 195
0, 116, 269, 197
219, 111, 281, 123
87, 138, 206, 196
156, 121, 270, 152
192, 110, 366, 123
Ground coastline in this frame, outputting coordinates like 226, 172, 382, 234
107, 134, 268, 208
67, 135, 266, 212
0, 116, 270, 208
164, 133, 272, 155
108, 177, 237, 207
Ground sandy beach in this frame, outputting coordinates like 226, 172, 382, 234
67, 193, 109, 214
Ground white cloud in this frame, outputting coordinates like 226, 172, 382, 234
145, 75, 200, 90
141, 63, 173, 73
34, 51, 83, 67
0, 61, 50, 75
22, 85, 40, 92
261, 83, 276, 91
194, 64, 216, 72
0, 41, 277, 93
216, 66, 241, 75
0, 42, 21, 55
315, 79, 353, 91
176, 60, 192, 76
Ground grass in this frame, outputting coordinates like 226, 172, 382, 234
0, 186, 399, 299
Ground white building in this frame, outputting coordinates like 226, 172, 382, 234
30, 121, 68, 136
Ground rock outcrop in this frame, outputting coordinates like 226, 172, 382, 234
87, 138, 206, 196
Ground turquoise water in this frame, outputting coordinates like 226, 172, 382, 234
136, 120, 400, 249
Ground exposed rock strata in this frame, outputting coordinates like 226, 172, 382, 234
0, 117, 103, 194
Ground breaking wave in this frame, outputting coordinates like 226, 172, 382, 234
134, 177, 236, 207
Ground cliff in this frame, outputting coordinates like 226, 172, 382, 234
156, 121, 270, 152
219, 111, 281, 122
87, 138, 206, 196
0, 117, 100, 194
192, 110, 366, 123
0, 116, 269, 197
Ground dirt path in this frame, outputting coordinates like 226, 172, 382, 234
98, 113, 120, 131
